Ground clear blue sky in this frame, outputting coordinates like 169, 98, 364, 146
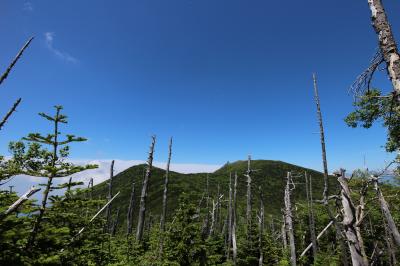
0, 0, 399, 172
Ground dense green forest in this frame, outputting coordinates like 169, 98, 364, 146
1, 0, 400, 265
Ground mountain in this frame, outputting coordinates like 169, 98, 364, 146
91, 160, 335, 230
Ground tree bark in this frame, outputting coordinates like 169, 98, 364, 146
284, 172, 296, 266
136, 136, 156, 241
111, 208, 120, 236
281, 216, 288, 250
227, 173, 233, 260
0, 37, 34, 86
0, 98, 22, 131
0, 186, 40, 219
232, 172, 238, 265
367, 0, 400, 102
337, 170, 368, 266
371, 176, 400, 246
126, 179, 135, 235
245, 155, 252, 240
105, 160, 114, 233
258, 187, 264, 266
159, 137, 172, 256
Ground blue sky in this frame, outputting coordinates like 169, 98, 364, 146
0, 0, 399, 174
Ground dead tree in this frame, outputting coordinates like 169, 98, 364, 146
304, 172, 317, 258
232, 172, 238, 265
258, 186, 264, 266
281, 215, 288, 250
126, 178, 135, 235
367, 0, 400, 102
337, 169, 368, 266
111, 208, 120, 236
159, 137, 172, 257
105, 160, 115, 233
371, 175, 400, 246
284, 172, 296, 266
0, 37, 34, 86
227, 173, 233, 260
88, 178, 93, 200
245, 155, 252, 240
0, 186, 40, 219
136, 136, 156, 242
0, 98, 21, 131
201, 174, 210, 239
313, 74, 348, 265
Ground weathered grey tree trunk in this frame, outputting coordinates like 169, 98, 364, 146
111, 208, 120, 236
371, 175, 400, 246
356, 181, 369, 265
367, 0, 400, 102
232, 172, 238, 265
304, 172, 317, 259
284, 172, 296, 266
258, 186, 264, 266
126, 178, 135, 235
281, 215, 288, 250
227, 173, 233, 260
337, 170, 368, 266
159, 137, 172, 256
201, 174, 210, 239
105, 160, 115, 233
245, 155, 252, 240
136, 136, 156, 242
88, 178, 93, 200
313, 74, 348, 266
0, 37, 34, 86
0, 186, 40, 219
0, 98, 22, 131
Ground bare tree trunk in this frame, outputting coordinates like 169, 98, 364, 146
159, 137, 172, 256
0, 186, 40, 219
201, 174, 210, 239
0, 37, 34, 86
258, 187, 264, 266
232, 172, 238, 265
367, 0, 400, 102
355, 181, 369, 265
282, 215, 288, 250
284, 172, 296, 266
371, 176, 400, 246
126, 179, 135, 235
337, 170, 368, 266
245, 155, 252, 240
88, 178, 93, 200
227, 173, 233, 260
111, 208, 120, 236
313, 74, 348, 265
209, 199, 216, 236
0, 98, 22, 131
105, 160, 115, 233
305, 172, 317, 259
136, 136, 156, 242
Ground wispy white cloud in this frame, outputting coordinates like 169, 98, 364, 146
44, 32, 78, 63
23, 2, 33, 12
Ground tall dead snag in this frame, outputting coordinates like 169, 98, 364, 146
105, 160, 115, 233
284, 172, 296, 266
367, 0, 400, 102
159, 137, 172, 257
337, 169, 368, 266
0, 98, 22, 131
126, 178, 135, 235
281, 215, 288, 250
232, 172, 238, 265
0, 37, 34, 86
371, 175, 400, 246
245, 155, 252, 240
258, 186, 264, 266
201, 173, 210, 239
313, 74, 348, 265
227, 173, 233, 260
88, 178, 93, 200
111, 208, 120, 236
136, 135, 156, 242
304, 172, 317, 258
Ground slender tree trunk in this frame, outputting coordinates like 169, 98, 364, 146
232, 172, 238, 265
159, 137, 172, 257
258, 187, 264, 266
337, 170, 368, 266
0, 186, 40, 219
313, 74, 348, 265
355, 182, 369, 265
284, 172, 297, 266
111, 208, 120, 236
136, 136, 156, 242
305, 172, 317, 259
227, 173, 233, 260
127, 179, 135, 235
27, 107, 61, 248
105, 160, 115, 233
367, 0, 400, 102
282, 215, 288, 250
246, 155, 252, 240
201, 174, 210, 239
0, 37, 34, 86
371, 176, 400, 245
0, 98, 22, 131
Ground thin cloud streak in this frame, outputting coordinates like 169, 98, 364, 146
44, 32, 78, 63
